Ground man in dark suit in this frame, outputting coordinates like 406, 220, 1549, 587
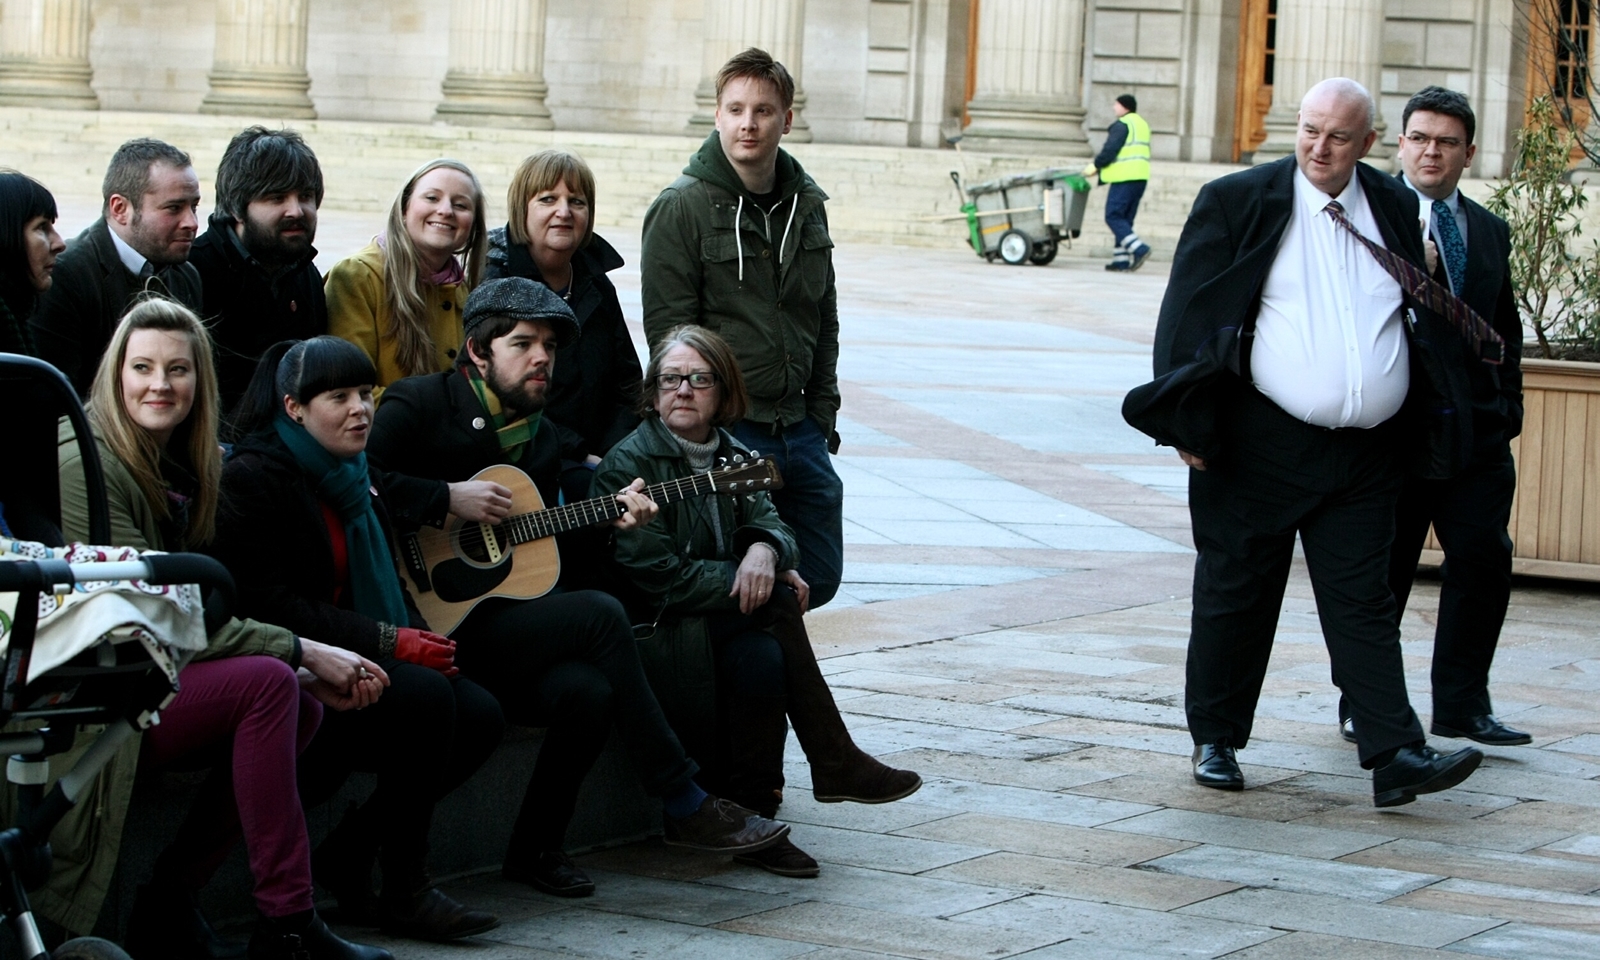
30, 138, 203, 394
1353, 86, 1526, 747
1150, 78, 1485, 806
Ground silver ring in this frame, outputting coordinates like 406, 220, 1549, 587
358, 667, 371, 679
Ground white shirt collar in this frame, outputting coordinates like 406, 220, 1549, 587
106, 223, 150, 277
1294, 164, 1371, 224
1402, 175, 1459, 215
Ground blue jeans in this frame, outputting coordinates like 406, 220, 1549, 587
1105, 180, 1147, 248
730, 416, 844, 609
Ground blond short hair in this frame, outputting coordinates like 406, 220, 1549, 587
506, 149, 597, 249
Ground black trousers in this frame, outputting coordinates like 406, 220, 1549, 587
677, 612, 788, 808
1186, 385, 1424, 765
1388, 443, 1516, 720
298, 663, 505, 882
452, 590, 699, 852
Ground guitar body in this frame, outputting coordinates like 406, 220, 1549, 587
400, 465, 559, 635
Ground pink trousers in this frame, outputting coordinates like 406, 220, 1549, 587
141, 656, 321, 918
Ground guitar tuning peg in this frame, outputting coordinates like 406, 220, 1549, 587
733, 453, 746, 463
718, 456, 728, 466
750, 449, 761, 457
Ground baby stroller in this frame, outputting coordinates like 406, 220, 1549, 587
0, 354, 234, 959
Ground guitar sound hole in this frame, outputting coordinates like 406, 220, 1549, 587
457, 525, 507, 564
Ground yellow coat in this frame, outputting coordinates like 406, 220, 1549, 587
324, 241, 468, 392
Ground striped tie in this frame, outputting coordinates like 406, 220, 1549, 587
1324, 201, 1504, 364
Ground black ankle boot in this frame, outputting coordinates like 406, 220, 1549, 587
247, 911, 392, 960
123, 881, 248, 960
311, 803, 380, 923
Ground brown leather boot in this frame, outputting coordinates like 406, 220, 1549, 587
761, 591, 922, 804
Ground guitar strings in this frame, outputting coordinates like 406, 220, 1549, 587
449, 471, 723, 554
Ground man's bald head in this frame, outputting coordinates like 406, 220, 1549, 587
1295, 77, 1379, 197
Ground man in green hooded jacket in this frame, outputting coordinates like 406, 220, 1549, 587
640, 47, 844, 609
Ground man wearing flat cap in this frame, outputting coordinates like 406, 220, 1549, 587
368, 276, 791, 895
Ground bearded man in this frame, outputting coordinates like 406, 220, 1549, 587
190, 126, 330, 408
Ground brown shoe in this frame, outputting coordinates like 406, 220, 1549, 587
378, 887, 499, 942
733, 836, 820, 878
662, 796, 789, 854
812, 749, 922, 804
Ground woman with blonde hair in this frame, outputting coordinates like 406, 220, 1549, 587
326, 158, 487, 390
53, 297, 391, 960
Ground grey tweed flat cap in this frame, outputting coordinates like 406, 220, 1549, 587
461, 276, 580, 346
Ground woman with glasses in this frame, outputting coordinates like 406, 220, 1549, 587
593, 325, 921, 879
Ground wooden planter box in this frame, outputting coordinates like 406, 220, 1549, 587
1420, 357, 1600, 581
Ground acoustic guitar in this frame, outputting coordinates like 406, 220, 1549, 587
397, 457, 783, 634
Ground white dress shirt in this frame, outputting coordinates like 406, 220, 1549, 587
1251, 167, 1409, 429
1404, 177, 1469, 291
107, 224, 152, 278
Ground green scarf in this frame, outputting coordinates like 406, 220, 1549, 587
273, 413, 410, 627
462, 366, 542, 463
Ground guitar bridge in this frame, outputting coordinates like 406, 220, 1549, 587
401, 533, 433, 594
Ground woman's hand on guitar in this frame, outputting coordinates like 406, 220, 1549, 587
396, 627, 460, 677
732, 542, 779, 614
612, 479, 659, 531
448, 480, 513, 523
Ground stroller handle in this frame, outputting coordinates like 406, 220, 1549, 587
0, 553, 235, 612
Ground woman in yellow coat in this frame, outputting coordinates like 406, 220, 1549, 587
325, 159, 488, 391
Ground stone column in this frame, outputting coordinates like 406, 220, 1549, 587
0, 0, 97, 109
435, 0, 553, 128
1254, 0, 1389, 163
201, 0, 315, 118
686, 0, 811, 143
961, 0, 1090, 155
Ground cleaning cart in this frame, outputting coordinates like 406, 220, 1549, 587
952, 168, 1091, 265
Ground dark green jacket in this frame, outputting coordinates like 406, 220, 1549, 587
592, 417, 798, 730
640, 134, 840, 446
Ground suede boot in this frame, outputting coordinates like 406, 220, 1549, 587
762, 593, 922, 804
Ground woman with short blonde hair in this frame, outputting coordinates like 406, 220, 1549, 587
326, 158, 488, 389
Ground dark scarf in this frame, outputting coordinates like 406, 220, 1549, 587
0, 289, 36, 357
272, 414, 409, 626
462, 365, 542, 463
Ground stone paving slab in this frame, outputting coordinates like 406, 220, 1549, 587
955, 893, 1282, 957
1100, 807, 1392, 859
925, 851, 1240, 910
716, 901, 1067, 960
1339, 839, 1600, 893
1174, 888, 1505, 948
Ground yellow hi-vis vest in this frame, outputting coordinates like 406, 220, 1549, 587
1100, 112, 1151, 183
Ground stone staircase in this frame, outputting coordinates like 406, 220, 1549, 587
1, 106, 1240, 260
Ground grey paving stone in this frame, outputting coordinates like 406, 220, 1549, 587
716, 901, 1066, 960
844, 717, 1083, 761
771, 789, 955, 834
895, 812, 1193, 865
575, 868, 805, 925
1538, 833, 1600, 858
927, 851, 1239, 910
1456, 767, 1600, 807
955, 892, 1280, 957
1175, 888, 1503, 948
1447, 922, 1600, 959
841, 691, 1058, 732
1339, 838, 1600, 893
697, 860, 1024, 918
1142, 844, 1441, 902
875, 747, 1111, 791
909, 776, 1159, 827
493, 905, 820, 959
996, 692, 1188, 728
1212, 931, 1465, 959
783, 822, 993, 874
1100, 807, 1389, 858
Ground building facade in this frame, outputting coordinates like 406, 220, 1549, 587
0, 1, 1576, 177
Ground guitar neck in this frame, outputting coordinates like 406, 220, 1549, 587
501, 473, 718, 544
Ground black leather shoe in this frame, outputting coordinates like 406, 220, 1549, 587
124, 882, 248, 959
662, 796, 790, 854
379, 886, 500, 942
1339, 716, 1357, 744
1372, 743, 1483, 807
503, 851, 595, 898
248, 912, 391, 960
1432, 714, 1532, 746
1191, 742, 1243, 791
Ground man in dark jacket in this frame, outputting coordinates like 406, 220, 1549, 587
1142, 77, 1486, 806
1363, 86, 1528, 747
190, 126, 329, 410
640, 47, 844, 609
31, 138, 202, 394
368, 277, 790, 898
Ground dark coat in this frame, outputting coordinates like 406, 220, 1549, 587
1438, 189, 1524, 452
30, 218, 203, 395
189, 215, 328, 410
1136, 157, 1476, 477
485, 228, 643, 459
210, 429, 431, 659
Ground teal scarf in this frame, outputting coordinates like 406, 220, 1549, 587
273, 414, 409, 627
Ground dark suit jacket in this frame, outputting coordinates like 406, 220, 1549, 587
189, 215, 328, 411
1421, 186, 1523, 451
1140, 156, 1474, 476
29, 218, 203, 395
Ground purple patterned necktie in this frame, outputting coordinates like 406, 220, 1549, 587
1324, 200, 1504, 364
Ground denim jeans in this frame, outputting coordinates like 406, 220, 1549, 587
730, 416, 845, 609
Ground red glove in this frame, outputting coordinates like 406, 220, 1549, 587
395, 628, 459, 677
